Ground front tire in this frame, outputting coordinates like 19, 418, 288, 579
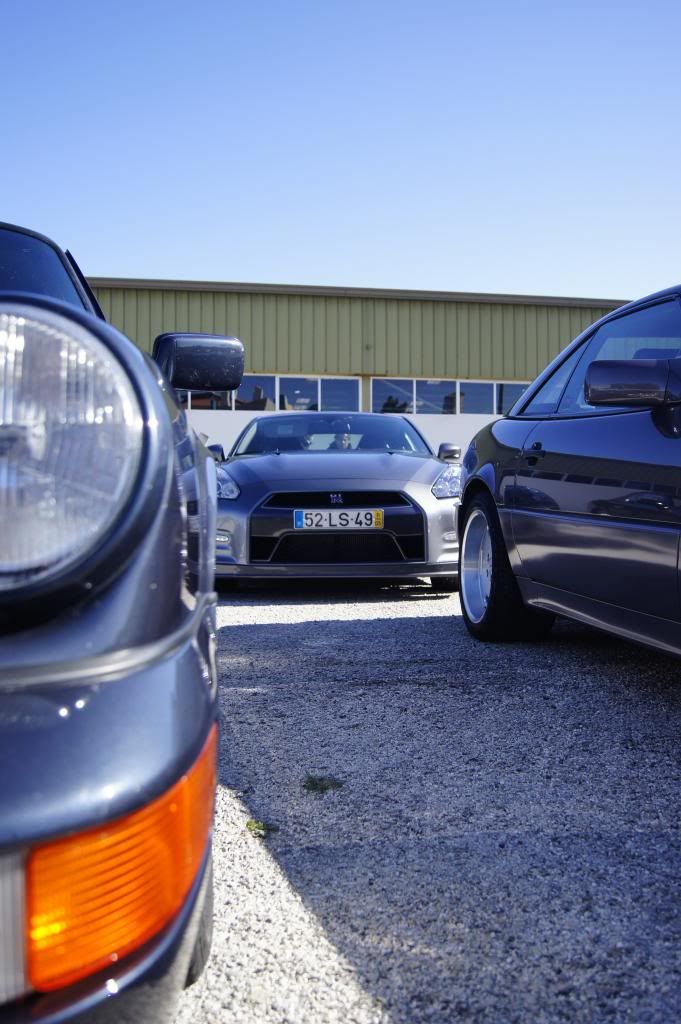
184, 862, 214, 987
459, 492, 554, 641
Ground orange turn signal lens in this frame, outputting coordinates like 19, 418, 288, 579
26, 724, 217, 991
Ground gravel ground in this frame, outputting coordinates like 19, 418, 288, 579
176, 581, 681, 1024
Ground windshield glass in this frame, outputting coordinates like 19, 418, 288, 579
0, 227, 84, 308
233, 413, 431, 455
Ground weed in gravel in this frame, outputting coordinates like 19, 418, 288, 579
245, 818, 279, 839
302, 774, 344, 794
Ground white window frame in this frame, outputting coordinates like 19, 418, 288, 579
318, 375, 362, 412
457, 379, 496, 415
494, 380, 531, 416
370, 376, 416, 414
413, 377, 458, 415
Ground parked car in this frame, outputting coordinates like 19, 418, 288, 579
214, 412, 461, 589
0, 223, 244, 1022
458, 284, 681, 656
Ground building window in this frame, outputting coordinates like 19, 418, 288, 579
235, 374, 276, 411
415, 379, 457, 414
279, 376, 319, 411
371, 378, 414, 414
496, 382, 529, 415
320, 377, 360, 412
459, 381, 494, 414
188, 390, 232, 410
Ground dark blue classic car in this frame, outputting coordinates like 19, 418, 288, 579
459, 286, 681, 657
0, 224, 243, 1022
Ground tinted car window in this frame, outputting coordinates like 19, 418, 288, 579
0, 228, 84, 308
558, 300, 681, 416
520, 344, 585, 417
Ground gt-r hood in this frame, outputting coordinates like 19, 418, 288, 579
224, 451, 443, 488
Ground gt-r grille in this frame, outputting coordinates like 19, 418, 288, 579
263, 491, 411, 509
271, 532, 406, 563
251, 531, 426, 564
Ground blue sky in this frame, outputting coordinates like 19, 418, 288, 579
3, 0, 680, 299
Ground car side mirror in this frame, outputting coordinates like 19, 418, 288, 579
152, 333, 244, 392
585, 358, 681, 407
437, 443, 461, 461
207, 443, 226, 462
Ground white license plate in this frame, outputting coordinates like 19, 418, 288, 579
293, 509, 384, 529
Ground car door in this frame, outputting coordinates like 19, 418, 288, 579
511, 298, 681, 620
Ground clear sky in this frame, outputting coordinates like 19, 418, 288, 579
3, 0, 680, 300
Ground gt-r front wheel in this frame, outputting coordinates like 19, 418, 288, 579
459, 492, 554, 641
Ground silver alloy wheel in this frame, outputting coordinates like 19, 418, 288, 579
461, 507, 493, 624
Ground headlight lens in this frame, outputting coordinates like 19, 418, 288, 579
431, 464, 462, 499
216, 469, 239, 500
0, 306, 143, 591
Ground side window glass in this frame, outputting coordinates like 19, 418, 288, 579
520, 345, 585, 417
557, 300, 681, 416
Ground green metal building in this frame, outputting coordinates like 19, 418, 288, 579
90, 276, 623, 450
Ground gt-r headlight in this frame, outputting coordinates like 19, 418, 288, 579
216, 468, 240, 500
431, 464, 462, 499
0, 305, 144, 591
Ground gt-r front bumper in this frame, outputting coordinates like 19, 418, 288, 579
216, 489, 460, 580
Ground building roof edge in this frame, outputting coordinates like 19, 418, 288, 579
88, 276, 626, 310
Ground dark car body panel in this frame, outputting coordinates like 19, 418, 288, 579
460, 285, 681, 656
0, 233, 221, 1020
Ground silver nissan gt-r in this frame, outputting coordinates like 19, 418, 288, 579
214, 412, 461, 589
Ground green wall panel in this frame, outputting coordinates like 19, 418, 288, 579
92, 281, 622, 383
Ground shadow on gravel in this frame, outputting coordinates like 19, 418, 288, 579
216, 578, 448, 607
215, 593, 681, 1023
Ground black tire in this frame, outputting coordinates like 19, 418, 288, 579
459, 491, 554, 642
430, 576, 459, 593
184, 863, 214, 988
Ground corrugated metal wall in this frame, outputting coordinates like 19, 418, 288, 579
91, 280, 620, 382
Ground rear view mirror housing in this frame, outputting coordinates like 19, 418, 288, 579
207, 443, 226, 463
437, 443, 461, 461
585, 358, 681, 407
152, 333, 245, 392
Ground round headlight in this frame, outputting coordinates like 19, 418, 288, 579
0, 305, 144, 591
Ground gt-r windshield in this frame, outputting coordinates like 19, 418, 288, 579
233, 413, 431, 455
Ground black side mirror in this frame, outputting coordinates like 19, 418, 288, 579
207, 443, 226, 463
152, 333, 244, 392
437, 443, 461, 461
585, 358, 681, 407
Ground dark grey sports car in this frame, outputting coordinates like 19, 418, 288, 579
214, 412, 461, 589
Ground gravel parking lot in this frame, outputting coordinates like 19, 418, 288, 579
176, 582, 681, 1024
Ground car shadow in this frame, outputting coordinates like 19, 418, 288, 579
214, 599, 681, 1022
216, 578, 450, 607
